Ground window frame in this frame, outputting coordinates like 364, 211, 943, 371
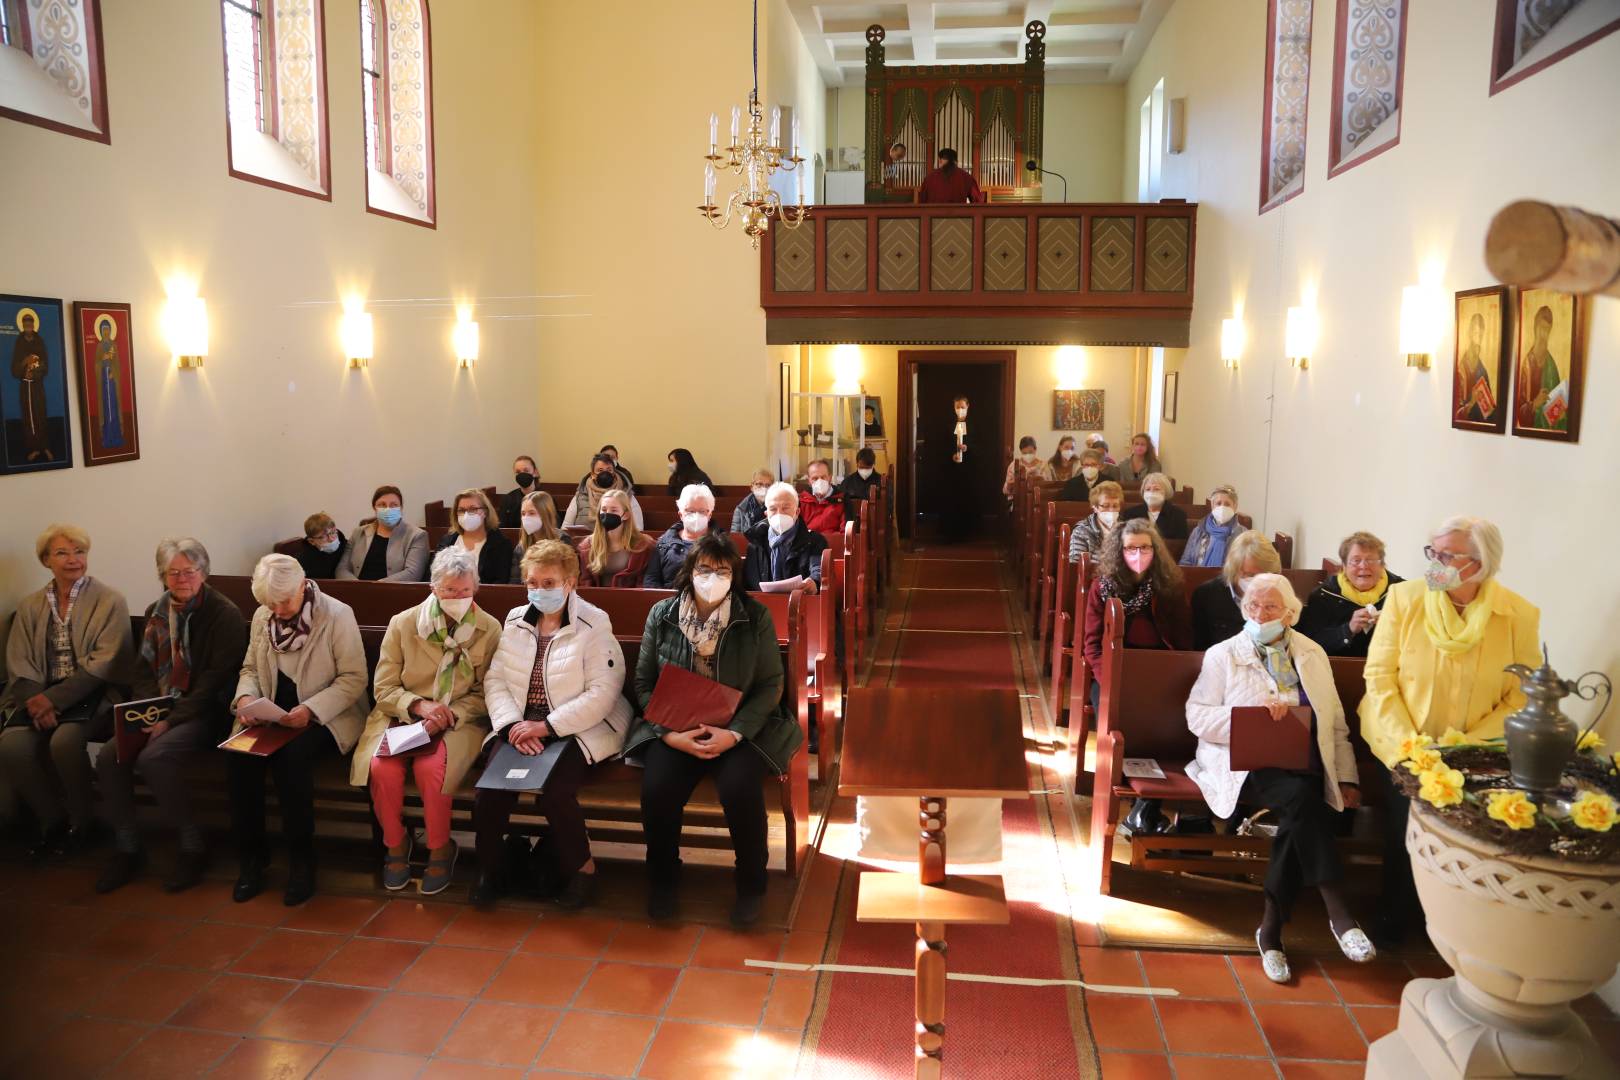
1258, 0, 1313, 215
0, 0, 110, 144
222, 0, 278, 138
1, 0, 33, 53
362, 0, 437, 230
360, 0, 390, 174
1488, 0, 1620, 96
1326, 0, 1408, 179
219, 0, 332, 201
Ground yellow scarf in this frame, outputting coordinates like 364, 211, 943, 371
1337, 571, 1389, 607
1422, 578, 1498, 656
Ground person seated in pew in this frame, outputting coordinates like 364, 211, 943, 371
666, 447, 712, 496
576, 488, 656, 587
293, 512, 348, 580
1117, 432, 1163, 487
1086, 432, 1117, 465
743, 483, 825, 595
1059, 448, 1118, 501
798, 458, 844, 533
338, 485, 431, 582
644, 484, 722, 588
563, 453, 645, 530
1186, 572, 1371, 981
840, 447, 880, 522
1048, 434, 1082, 484
498, 455, 541, 529
1359, 516, 1539, 946
626, 533, 801, 928
0, 524, 133, 861
1122, 471, 1188, 540
435, 488, 515, 586
353, 547, 500, 895
599, 444, 634, 486
96, 538, 249, 894
1003, 435, 1053, 499
731, 469, 776, 534
228, 555, 367, 907
1067, 480, 1123, 563
1180, 484, 1242, 567
1191, 530, 1281, 649
510, 490, 563, 582
1296, 531, 1403, 658
472, 540, 632, 908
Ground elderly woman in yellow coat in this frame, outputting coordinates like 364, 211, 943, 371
351, 546, 501, 894
1359, 515, 1540, 944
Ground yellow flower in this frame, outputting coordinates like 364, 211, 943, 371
1418, 766, 1465, 809
1399, 733, 1434, 760
1485, 790, 1538, 831
1612, 752, 1620, 772
1402, 748, 1443, 774
1437, 728, 1468, 748
1577, 731, 1606, 753
1570, 791, 1618, 833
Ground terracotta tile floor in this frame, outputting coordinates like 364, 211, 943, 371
0, 863, 832, 1079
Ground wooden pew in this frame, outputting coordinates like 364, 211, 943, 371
1084, 598, 1379, 895
633, 483, 754, 499
643, 494, 747, 535
1033, 500, 1092, 644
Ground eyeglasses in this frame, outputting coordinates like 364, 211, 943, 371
692, 568, 732, 582
1247, 604, 1287, 618
165, 568, 202, 581
1423, 546, 1473, 566
1345, 556, 1384, 569
309, 529, 339, 542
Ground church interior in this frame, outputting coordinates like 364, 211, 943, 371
2, 0, 1619, 1077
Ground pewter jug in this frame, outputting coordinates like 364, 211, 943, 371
1503, 647, 1613, 793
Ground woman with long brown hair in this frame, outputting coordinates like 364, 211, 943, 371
575, 488, 655, 587
1047, 434, 1081, 482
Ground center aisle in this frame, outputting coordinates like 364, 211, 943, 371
798, 539, 1102, 1078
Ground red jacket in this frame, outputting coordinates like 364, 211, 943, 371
799, 495, 845, 534
1081, 577, 1189, 667
575, 535, 655, 588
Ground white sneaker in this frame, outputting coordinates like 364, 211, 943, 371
1335, 926, 1376, 964
1256, 929, 1290, 984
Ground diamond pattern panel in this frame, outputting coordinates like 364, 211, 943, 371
930, 218, 973, 292
982, 219, 1027, 291
1036, 218, 1080, 292
878, 218, 921, 292
773, 224, 815, 292
1090, 217, 1135, 292
1144, 217, 1190, 293
825, 219, 868, 292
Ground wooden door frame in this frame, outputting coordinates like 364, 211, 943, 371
896, 349, 1017, 539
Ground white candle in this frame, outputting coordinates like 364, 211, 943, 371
791, 114, 800, 157
770, 105, 781, 147
796, 163, 805, 204
708, 112, 717, 154
705, 163, 716, 203
730, 106, 740, 145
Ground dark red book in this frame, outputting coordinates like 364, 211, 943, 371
1229, 706, 1313, 771
646, 663, 742, 733
218, 724, 306, 757
114, 697, 173, 764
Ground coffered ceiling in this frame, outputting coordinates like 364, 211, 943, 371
785, 0, 1174, 86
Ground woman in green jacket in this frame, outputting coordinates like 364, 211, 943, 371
625, 532, 801, 928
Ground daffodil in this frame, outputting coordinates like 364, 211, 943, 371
1418, 766, 1465, 809
1570, 791, 1618, 833
1485, 790, 1537, 831
1611, 752, 1620, 773
1437, 728, 1468, 748
1398, 733, 1434, 760
1403, 748, 1442, 774
1577, 730, 1606, 753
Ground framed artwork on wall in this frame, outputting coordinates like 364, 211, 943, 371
863, 396, 885, 437
1163, 371, 1179, 423
1511, 288, 1586, 443
1451, 286, 1513, 434
0, 294, 74, 475
1053, 388, 1104, 430
72, 301, 141, 465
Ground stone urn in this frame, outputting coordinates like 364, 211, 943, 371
1367, 805, 1620, 1079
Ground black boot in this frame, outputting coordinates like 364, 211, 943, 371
730, 893, 764, 929
1122, 799, 1168, 835
554, 871, 597, 911
96, 849, 145, 894
283, 855, 316, 907
233, 852, 268, 903
165, 848, 209, 893
469, 871, 502, 907
648, 882, 681, 922
28, 819, 70, 864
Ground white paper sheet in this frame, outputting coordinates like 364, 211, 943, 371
1122, 758, 1166, 780
236, 697, 287, 724
382, 721, 430, 757
761, 576, 805, 594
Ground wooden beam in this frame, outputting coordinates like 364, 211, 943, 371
1485, 200, 1620, 299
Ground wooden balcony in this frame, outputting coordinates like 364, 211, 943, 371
760, 201, 1197, 347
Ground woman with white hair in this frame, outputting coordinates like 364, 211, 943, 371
1186, 573, 1368, 982
1360, 516, 1540, 944
96, 537, 249, 894
742, 482, 826, 593
226, 554, 368, 906
351, 546, 500, 894
1121, 471, 1189, 540
0, 524, 134, 860
642, 483, 722, 588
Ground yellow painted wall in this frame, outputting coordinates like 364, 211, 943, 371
1043, 84, 1126, 202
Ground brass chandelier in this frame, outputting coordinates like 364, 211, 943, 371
698, 0, 810, 248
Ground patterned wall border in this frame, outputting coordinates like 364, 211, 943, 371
1327, 0, 1408, 179
0, 0, 110, 143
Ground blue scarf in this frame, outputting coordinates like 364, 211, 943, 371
1191, 515, 1238, 567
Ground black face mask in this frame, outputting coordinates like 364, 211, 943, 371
593, 470, 616, 489
598, 511, 623, 531
515, 471, 535, 488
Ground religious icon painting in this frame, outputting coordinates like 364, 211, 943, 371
72, 301, 141, 465
1510, 288, 1586, 443
1451, 286, 1512, 435
0, 294, 74, 475
1052, 388, 1104, 431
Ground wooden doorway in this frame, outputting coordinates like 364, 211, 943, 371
897, 350, 1016, 541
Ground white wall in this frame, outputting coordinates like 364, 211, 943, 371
0, 0, 544, 616
1124, 1, 1620, 715
1043, 83, 1125, 202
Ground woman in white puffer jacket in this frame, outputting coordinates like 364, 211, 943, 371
472, 540, 631, 908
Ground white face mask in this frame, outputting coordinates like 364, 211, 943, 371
437, 595, 473, 620
520, 514, 544, 535
810, 478, 832, 498
458, 511, 484, 532
768, 512, 796, 534
1210, 504, 1236, 525
693, 573, 731, 604
857, 467, 873, 480
1143, 491, 1166, 510
955, 407, 967, 418
751, 485, 769, 501
1060, 448, 1076, 461
1097, 510, 1119, 528
1020, 452, 1036, 464
1081, 466, 1099, 482
681, 512, 710, 535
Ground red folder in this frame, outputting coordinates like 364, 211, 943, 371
646, 663, 742, 733
219, 724, 306, 756
114, 697, 173, 764
1229, 706, 1313, 771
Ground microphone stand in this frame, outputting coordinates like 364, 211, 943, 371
1025, 160, 1067, 202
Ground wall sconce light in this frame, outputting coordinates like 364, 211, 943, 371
1399, 284, 1443, 370
1053, 344, 1086, 389
453, 314, 480, 369
340, 307, 373, 369
1219, 318, 1245, 369
830, 343, 862, 394
1284, 305, 1316, 369
165, 295, 208, 369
